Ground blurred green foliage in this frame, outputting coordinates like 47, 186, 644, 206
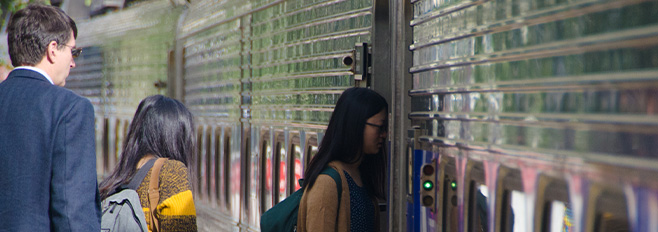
0, 0, 50, 28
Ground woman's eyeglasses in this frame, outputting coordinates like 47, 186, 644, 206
62, 44, 82, 58
365, 122, 387, 134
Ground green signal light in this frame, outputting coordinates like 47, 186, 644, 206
422, 181, 433, 190
450, 181, 457, 190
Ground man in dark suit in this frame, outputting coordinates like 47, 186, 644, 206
0, 4, 101, 231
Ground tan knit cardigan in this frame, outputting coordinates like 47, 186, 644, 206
297, 161, 380, 232
136, 159, 197, 232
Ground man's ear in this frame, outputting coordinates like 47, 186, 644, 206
46, 41, 58, 64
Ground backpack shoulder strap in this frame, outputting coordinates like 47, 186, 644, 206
320, 168, 342, 218
126, 159, 156, 190
148, 158, 168, 232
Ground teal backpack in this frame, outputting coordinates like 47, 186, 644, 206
260, 167, 342, 232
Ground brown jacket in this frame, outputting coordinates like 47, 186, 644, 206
297, 161, 379, 232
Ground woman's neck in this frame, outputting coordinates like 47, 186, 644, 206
342, 155, 362, 176
341, 157, 364, 187
136, 154, 156, 169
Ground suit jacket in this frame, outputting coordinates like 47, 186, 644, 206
0, 69, 101, 231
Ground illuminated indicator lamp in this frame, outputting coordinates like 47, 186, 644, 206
422, 196, 434, 206
450, 181, 457, 190
422, 180, 433, 190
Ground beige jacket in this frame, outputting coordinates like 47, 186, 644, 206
297, 161, 379, 232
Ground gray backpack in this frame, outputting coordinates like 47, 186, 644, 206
101, 159, 163, 232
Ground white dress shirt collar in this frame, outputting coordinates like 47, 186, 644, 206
13, 66, 54, 85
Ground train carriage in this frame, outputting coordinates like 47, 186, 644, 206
407, 0, 658, 232
178, 0, 388, 230
13, 0, 658, 231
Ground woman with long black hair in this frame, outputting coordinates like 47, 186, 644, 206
99, 95, 197, 231
297, 87, 388, 232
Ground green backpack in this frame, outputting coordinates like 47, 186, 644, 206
260, 167, 342, 232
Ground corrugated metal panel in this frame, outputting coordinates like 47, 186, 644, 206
250, 0, 373, 127
179, 1, 250, 225
410, 0, 658, 231
180, 0, 247, 119
410, 0, 658, 162
179, 1, 375, 230
179, 0, 261, 39
73, 0, 182, 117
180, 0, 374, 126
67, 46, 104, 113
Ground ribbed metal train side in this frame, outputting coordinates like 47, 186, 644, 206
67, 0, 182, 180
408, 0, 658, 232
250, 0, 374, 230
179, 0, 376, 231
177, 0, 250, 230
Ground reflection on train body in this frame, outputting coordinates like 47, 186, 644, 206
46, 0, 658, 231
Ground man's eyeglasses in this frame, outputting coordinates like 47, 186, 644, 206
365, 122, 387, 134
62, 44, 82, 58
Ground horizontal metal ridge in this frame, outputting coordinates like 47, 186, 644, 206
250, 71, 353, 82
247, 120, 329, 130
184, 40, 242, 59
417, 135, 658, 172
251, 52, 353, 69
409, 0, 643, 51
251, 89, 345, 96
409, 111, 658, 127
410, 25, 658, 73
408, 69, 658, 95
179, 0, 284, 40
251, 28, 370, 53
410, 0, 486, 27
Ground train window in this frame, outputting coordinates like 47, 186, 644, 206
289, 144, 302, 192
123, 119, 130, 139
106, 119, 117, 175
102, 118, 109, 175
121, 119, 129, 160
115, 119, 129, 165
245, 136, 256, 223
214, 128, 222, 206
546, 201, 570, 232
508, 190, 528, 232
467, 161, 488, 232
468, 182, 489, 232
119, 119, 129, 163
260, 140, 273, 214
499, 168, 523, 232
121, 119, 129, 154
305, 145, 318, 166
223, 134, 231, 209
205, 128, 212, 201
442, 175, 459, 232
305, 136, 318, 167
593, 189, 630, 232
274, 141, 287, 203
441, 156, 458, 232
248, 135, 262, 225
538, 177, 572, 232
196, 126, 203, 196
113, 119, 122, 166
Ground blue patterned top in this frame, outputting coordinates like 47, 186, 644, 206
344, 171, 375, 232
